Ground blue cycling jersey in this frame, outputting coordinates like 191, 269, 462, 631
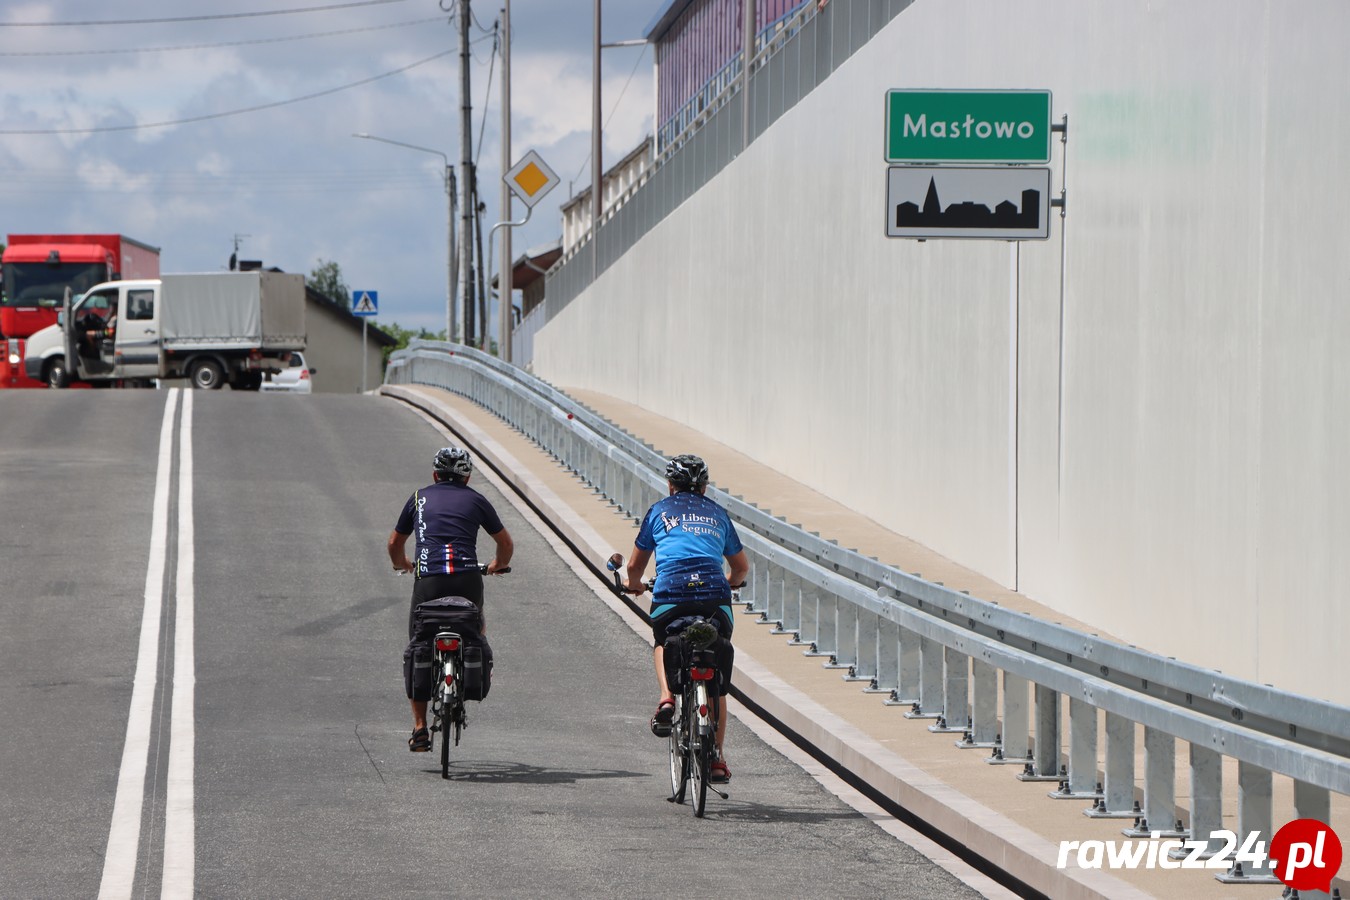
636, 491, 743, 602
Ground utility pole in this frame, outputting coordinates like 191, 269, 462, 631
499, 0, 512, 362
591, 0, 601, 280
458, 0, 476, 346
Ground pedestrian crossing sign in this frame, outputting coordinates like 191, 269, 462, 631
352, 291, 378, 316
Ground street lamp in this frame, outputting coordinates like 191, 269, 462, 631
352, 132, 458, 343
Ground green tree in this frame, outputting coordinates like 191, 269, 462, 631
380, 321, 447, 371
308, 258, 349, 305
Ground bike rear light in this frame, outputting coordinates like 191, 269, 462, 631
690, 667, 715, 681
444, 673, 455, 686
436, 637, 460, 652
699, 704, 709, 717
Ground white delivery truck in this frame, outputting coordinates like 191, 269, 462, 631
25, 271, 306, 390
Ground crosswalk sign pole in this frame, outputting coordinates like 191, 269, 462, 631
362, 319, 368, 393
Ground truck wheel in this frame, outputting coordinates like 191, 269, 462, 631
43, 358, 69, 389
189, 359, 225, 390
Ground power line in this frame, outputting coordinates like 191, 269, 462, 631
0, 17, 448, 57
0, 49, 454, 135
0, 0, 411, 27
573, 44, 650, 185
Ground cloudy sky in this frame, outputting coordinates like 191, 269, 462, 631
0, 0, 661, 337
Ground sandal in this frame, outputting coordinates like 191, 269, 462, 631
650, 700, 676, 737
408, 727, 431, 752
710, 760, 731, 784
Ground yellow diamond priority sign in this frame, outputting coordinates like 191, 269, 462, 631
504, 150, 559, 209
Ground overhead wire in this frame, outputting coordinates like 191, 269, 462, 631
0, 49, 455, 135
474, 21, 500, 165
572, 43, 650, 186
0, 17, 448, 57
0, 0, 412, 27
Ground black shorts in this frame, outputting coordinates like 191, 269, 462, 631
650, 599, 735, 697
409, 572, 484, 639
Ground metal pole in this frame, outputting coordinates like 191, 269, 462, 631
361, 318, 368, 392
591, 0, 601, 280
447, 165, 459, 341
741, 0, 754, 150
459, 0, 475, 346
499, 0, 513, 362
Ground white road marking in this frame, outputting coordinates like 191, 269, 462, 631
98, 389, 179, 900
162, 389, 195, 898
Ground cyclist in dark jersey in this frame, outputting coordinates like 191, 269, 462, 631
388, 446, 513, 751
623, 454, 748, 783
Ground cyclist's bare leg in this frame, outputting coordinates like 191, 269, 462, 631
716, 695, 728, 757
653, 644, 674, 704
411, 699, 428, 732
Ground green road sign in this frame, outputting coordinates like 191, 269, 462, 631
885, 90, 1052, 163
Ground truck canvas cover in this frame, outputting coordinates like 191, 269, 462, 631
161, 272, 305, 351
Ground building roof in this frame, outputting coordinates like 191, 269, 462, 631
644, 0, 697, 41
491, 239, 563, 291
305, 285, 398, 346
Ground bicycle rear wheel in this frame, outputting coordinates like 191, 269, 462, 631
668, 695, 688, 802
690, 685, 710, 817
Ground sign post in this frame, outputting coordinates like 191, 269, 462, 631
352, 290, 378, 392
495, 150, 559, 361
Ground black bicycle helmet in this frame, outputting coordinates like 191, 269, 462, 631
665, 453, 709, 492
433, 446, 473, 482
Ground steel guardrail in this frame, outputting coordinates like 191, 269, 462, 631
386, 343, 1349, 878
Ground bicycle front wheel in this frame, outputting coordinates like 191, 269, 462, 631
668, 695, 688, 802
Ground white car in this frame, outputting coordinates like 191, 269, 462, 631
260, 351, 314, 393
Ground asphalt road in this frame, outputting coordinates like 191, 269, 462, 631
0, 389, 983, 900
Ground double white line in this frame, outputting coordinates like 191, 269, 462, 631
98, 389, 196, 899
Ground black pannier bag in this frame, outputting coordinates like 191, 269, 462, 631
403, 640, 433, 701
661, 615, 732, 692
410, 596, 493, 702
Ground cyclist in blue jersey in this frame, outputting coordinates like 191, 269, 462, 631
389, 446, 513, 751
623, 454, 748, 783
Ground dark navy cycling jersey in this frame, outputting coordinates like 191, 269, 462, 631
636, 491, 743, 603
394, 481, 505, 577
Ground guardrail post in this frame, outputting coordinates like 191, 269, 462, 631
869, 618, 899, 696
1294, 778, 1331, 829
1019, 683, 1061, 781
1124, 726, 1184, 837
774, 571, 801, 637
1176, 743, 1224, 860
791, 578, 818, 648
1215, 762, 1279, 883
930, 647, 970, 733
805, 590, 838, 659
740, 552, 765, 615
849, 610, 879, 683
905, 637, 943, 720
826, 598, 859, 671
1049, 697, 1101, 798
754, 559, 784, 628
885, 624, 921, 706
1086, 712, 1139, 818
988, 671, 1031, 764
956, 658, 999, 748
